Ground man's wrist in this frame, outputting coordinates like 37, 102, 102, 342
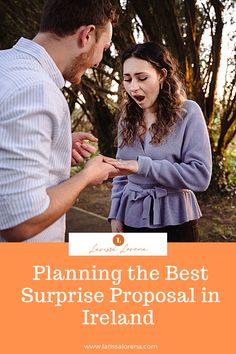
72, 169, 91, 190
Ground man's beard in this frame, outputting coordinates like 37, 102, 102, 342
64, 46, 96, 84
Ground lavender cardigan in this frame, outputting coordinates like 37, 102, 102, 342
108, 100, 212, 228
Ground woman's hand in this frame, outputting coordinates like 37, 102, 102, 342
71, 132, 98, 165
103, 157, 138, 175
111, 219, 124, 233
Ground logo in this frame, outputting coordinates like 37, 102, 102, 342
113, 234, 125, 246
69, 233, 167, 256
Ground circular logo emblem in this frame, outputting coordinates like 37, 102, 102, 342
113, 234, 125, 246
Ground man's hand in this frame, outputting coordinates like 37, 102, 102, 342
83, 155, 119, 185
71, 132, 98, 165
103, 156, 138, 175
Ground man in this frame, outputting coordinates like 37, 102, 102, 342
0, 0, 118, 242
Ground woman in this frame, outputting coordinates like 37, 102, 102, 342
105, 42, 212, 242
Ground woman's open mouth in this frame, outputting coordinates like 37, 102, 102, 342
133, 95, 145, 103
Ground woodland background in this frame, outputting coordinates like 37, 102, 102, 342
0, 0, 235, 240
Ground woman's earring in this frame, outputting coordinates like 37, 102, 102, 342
160, 82, 163, 90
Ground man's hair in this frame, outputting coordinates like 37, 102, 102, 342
39, 0, 117, 37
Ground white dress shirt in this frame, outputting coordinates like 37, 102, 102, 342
0, 37, 71, 242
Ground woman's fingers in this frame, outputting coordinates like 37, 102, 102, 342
102, 157, 138, 174
111, 220, 124, 232
103, 156, 118, 163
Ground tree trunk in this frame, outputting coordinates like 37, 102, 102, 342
205, 0, 224, 125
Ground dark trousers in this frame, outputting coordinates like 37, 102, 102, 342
123, 220, 199, 242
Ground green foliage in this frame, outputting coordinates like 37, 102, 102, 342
226, 145, 236, 186
70, 165, 83, 177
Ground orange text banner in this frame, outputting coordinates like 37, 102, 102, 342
0, 243, 235, 354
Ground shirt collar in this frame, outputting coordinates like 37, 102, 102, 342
13, 37, 65, 89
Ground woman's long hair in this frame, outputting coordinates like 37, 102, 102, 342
119, 42, 186, 146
